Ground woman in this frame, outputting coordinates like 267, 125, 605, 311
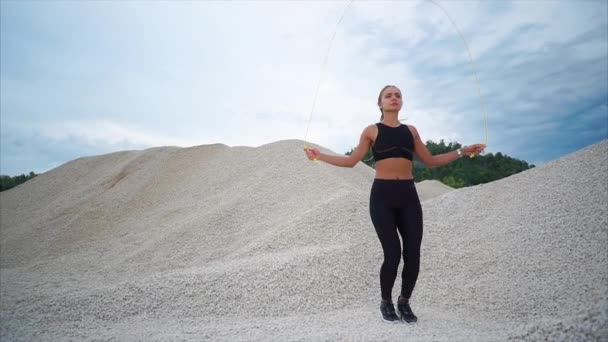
303, 85, 486, 324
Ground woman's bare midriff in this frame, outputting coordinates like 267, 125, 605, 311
374, 158, 414, 180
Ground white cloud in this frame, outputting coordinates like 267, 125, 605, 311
1, 0, 607, 174
37, 120, 205, 149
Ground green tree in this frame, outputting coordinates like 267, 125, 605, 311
0, 171, 38, 192
345, 140, 534, 188
346, 147, 376, 169
441, 175, 466, 188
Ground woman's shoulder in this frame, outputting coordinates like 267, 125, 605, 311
365, 123, 380, 130
362, 123, 379, 140
405, 124, 420, 139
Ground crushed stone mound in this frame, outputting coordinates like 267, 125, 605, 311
1, 139, 606, 341
415, 179, 454, 202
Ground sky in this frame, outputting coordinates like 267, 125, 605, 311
1, 0, 607, 176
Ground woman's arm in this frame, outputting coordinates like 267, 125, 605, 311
408, 125, 485, 168
304, 126, 373, 168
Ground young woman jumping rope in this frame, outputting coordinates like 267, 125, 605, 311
303, 85, 486, 324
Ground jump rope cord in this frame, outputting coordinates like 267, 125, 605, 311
427, 0, 489, 150
304, 0, 488, 161
303, 0, 355, 161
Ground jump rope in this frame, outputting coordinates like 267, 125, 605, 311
303, 0, 489, 162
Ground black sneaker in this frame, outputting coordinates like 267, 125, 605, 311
397, 302, 418, 323
380, 300, 401, 323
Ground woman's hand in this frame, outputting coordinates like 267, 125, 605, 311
462, 144, 486, 156
304, 147, 320, 161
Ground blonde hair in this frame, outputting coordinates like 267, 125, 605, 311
377, 85, 398, 121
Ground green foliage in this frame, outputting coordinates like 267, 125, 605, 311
345, 147, 376, 169
441, 175, 465, 188
345, 139, 535, 188
0, 172, 38, 192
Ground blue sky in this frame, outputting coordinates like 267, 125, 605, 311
1, 0, 607, 176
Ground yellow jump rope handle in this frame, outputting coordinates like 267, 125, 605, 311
469, 144, 487, 158
304, 145, 318, 162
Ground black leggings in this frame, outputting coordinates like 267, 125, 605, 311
369, 179, 423, 301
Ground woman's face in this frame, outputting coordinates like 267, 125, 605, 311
379, 86, 403, 112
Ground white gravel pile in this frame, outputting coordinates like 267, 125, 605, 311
415, 180, 454, 202
1, 139, 606, 341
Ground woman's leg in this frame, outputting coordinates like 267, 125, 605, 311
396, 189, 423, 299
370, 187, 401, 302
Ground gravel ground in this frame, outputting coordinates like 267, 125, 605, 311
1, 139, 606, 341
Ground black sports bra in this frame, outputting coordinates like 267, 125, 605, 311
371, 123, 415, 162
